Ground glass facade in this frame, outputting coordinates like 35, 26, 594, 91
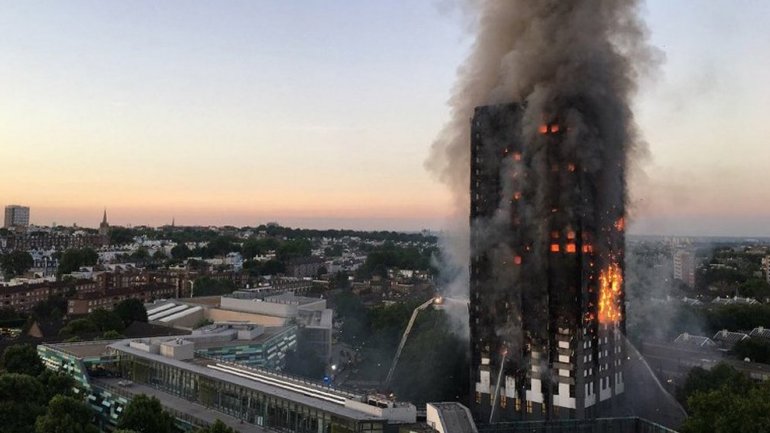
39, 341, 390, 433
195, 326, 297, 368
115, 352, 385, 433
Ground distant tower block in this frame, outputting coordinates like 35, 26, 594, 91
4, 205, 30, 228
469, 104, 626, 422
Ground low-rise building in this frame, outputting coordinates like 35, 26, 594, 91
38, 338, 417, 432
712, 329, 749, 349
0, 279, 98, 311
67, 283, 175, 315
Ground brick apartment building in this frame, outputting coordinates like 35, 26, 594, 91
67, 283, 176, 315
0, 279, 99, 312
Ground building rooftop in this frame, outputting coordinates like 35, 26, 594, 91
428, 402, 478, 433
673, 333, 716, 348
263, 292, 324, 306
750, 326, 770, 340
49, 340, 114, 359
712, 330, 749, 347
107, 338, 386, 421
92, 378, 268, 433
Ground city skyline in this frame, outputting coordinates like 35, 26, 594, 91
2, 1, 769, 235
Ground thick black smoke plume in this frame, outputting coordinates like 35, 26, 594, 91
427, 0, 658, 323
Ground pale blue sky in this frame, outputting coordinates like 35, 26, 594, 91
1, 1, 769, 235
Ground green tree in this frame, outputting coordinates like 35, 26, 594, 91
110, 227, 136, 245
683, 383, 770, 433
242, 238, 278, 259
31, 295, 67, 320
102, 330, 124, 339
1, 344, 44, 376
38, 369, 77, 401
733, 338, 770, 364
194, 318, 214, 329
391, 309, 469, 404
0, 373, 47, 433
0, 251, 34, 279
130, 247, 150, 264
170, 244, 191, 260
35, 395, 99, 433
677, 363, 754, 409
117, 394, 177, 433
58, 248, 98, 277
89, 309, 125, 333
192, 277, 236, 297
152, 250, 168, 262
260, 259, 285, 275
193, 420, 237, 433
59, 318, 99, 337
113, 299, 148, 326
277, 239, 312, 261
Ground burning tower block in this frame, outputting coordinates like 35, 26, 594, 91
469, 103, 626, 422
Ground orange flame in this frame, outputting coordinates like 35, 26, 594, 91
598, 263, 623, 324
614, 217, 625, 232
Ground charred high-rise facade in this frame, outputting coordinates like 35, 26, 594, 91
469, 103, 626, 422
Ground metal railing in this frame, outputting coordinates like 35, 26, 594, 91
478, 417, 679, 433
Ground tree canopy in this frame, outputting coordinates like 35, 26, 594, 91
35, 395, 99, 433
0, 373, 47, 433
117, 394, 178, 433
57, 248, 98, 277
1, 344, 44, 376
0, 251, 34, 279
193, 420, 238, 433
677, 363, 769, 433
113, 298, 148, 326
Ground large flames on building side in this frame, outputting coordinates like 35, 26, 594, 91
598, 263, 623, 324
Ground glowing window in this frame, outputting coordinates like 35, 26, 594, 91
538, 124, 548, 134
514, 256, 522, 265
513, 152, 522, 161
550, 124, 560, 133
567, 231, 576, 240
550, 244, 560, 253
526, 401, 533, 414
551, 231, 560, 239
566, 244, 576, 253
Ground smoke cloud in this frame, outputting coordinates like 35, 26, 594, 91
427, 0, 659, 328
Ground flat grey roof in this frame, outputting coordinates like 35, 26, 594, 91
92, 378, 268, 433
49, 340, 114, 359
192, 326, 294, 350
108, 339, 381, 422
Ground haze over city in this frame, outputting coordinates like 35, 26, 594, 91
2, 0, 769, 235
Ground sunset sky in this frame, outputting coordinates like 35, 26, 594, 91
1, 1, 769, 235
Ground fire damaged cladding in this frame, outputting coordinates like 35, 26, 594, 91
469, 103, 626, 423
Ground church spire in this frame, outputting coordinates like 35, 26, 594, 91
102, 208, 108, 224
